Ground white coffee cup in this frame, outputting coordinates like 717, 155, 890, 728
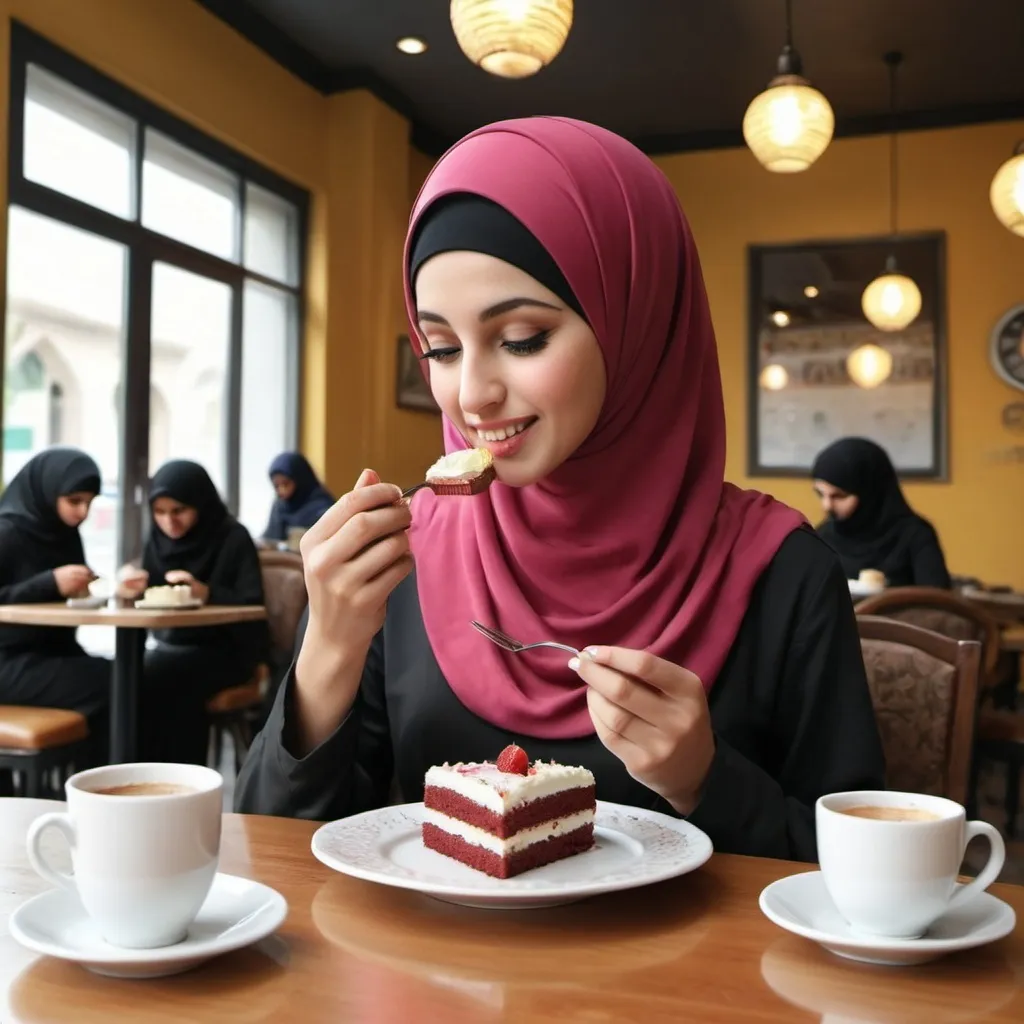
816, 790, 1005, 939
26, 762, 223, 949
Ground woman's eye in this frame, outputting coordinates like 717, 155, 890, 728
420, 346, 460, 363
502, 330, 550, 356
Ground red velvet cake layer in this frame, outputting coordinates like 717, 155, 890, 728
423, 784, 596, 838
422, 822, 595, 879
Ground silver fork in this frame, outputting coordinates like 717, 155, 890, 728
470, 620, 580, 657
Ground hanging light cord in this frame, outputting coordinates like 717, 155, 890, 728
885, 51, 902, 237
785, 0, 793, 49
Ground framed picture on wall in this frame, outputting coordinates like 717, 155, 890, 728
747, 232, 948, 479
395, 334, 440, 414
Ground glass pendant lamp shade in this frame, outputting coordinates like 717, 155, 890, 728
846, 343, 894, 389
990, 142, 1024, 237
450, 0, 573, 78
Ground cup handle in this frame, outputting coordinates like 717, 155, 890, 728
947, 819, 1006, 911
26, 812, 76, 891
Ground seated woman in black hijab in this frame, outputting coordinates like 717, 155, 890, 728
120, 461, 268, 764
0, 448, 110, 753
262, 452, 334, 545
811, 437, 951, 589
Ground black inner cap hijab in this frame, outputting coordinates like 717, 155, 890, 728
409, 193, 586, 322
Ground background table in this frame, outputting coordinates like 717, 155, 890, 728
0, 603, 266, 761
1, 800, 1022, 1022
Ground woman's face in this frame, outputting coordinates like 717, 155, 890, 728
151, 496, 199, 539
271, 473, 295, 501
56, 491, 95, 528
813, 480, 859, 520
414, 251, 606, 488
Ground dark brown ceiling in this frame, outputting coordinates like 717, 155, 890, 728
194, 0, 1024, 156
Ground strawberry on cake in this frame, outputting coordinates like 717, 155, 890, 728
422, 744, 596, 878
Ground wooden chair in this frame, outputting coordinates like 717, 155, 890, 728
855, 586, 1002, 693
855, 586, 1024, 832
856, 615, 981, 806
206, 549, 307, 773
0, 706, 90, 797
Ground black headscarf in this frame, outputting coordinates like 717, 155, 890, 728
145, 461, 232, 581
267, 452, 334, 530
811, 437, 925, 577
0, 448, 100, 564
408, 193, 586, 321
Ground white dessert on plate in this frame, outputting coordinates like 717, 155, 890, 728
139, 584, 197, 607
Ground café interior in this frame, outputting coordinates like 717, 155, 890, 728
0, 1, 1023, 1020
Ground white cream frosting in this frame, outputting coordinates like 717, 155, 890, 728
424, 761, 595, 813
141, 584, 193, 605
425, 448, 493, 480
423, 807, 594, 855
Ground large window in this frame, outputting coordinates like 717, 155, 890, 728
5, 24, 307, 591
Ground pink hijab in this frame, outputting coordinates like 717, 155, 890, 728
404, 117, 805, 740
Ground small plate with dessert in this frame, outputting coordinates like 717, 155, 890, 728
310, 744, 713, 910
134, 584, 204, 611
848, 569, 886, 599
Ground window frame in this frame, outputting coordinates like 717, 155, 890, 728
5, 22, 309, 559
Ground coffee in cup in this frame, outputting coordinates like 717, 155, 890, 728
816, 791, 1005, 939
27, 762, 223, 949
90, 782, 197, 797
839, 805, 940, 823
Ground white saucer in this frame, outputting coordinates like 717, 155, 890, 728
759, 870, 1016, 966
311, 800, 713, 910
8, 872, 288, 978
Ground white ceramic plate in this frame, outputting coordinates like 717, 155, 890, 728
758, 870, 1016, 966
848, 579, 884, 599
311, 800, 713, 910
65, 596, 107, 610
133, 598, 204, 610
8, 872, 288, 979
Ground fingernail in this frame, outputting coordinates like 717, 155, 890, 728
567, 657, 580, 672
583, 647, 600, 659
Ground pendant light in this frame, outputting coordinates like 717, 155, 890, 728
990, 141, 1024, 237
846, 342, 894, 389
450, 0, 573, 79
861, 51, 921, 333
742, 0, 834, 173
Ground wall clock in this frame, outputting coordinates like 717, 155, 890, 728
990, 304, 1024, 391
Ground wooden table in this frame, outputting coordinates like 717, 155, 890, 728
1, 800, 1022, 1022
0, 603, 266, 762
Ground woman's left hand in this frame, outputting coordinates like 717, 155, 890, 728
164, 570, 210, 603
572, 646, 715, 815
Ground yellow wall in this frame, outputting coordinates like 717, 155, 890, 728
656, 122, 1024, 588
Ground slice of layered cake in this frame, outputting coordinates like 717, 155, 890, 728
422, 744, 596, 878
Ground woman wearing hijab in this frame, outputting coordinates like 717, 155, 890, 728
120, 460, 268, 764
262, 452, 334, 544
812, 437, 951, 589
0, 448, 110, 745
236, 118, 884, 861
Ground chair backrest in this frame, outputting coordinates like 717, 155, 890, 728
257, 549, 307, 661
856, 614, 980, 805
855, 586, 1001, 691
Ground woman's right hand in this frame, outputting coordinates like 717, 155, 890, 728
53, 564, 96, 598
115, 565, 149, 599
292, 469, 412, 746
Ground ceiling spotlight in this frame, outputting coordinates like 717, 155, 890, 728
397, 37, 428, 55
803, 285, 819, 298
771, 310, 791, 327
